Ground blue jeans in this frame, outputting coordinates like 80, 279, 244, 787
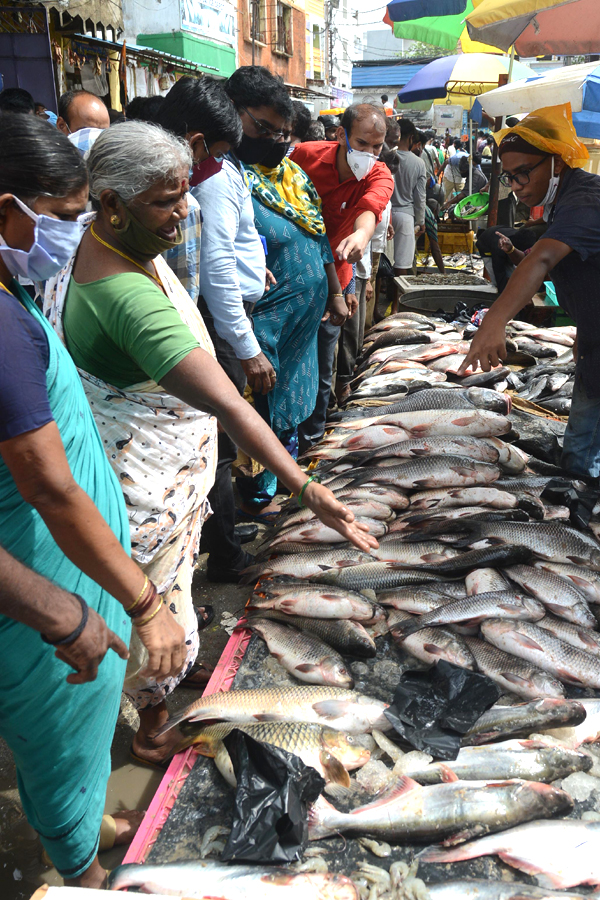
562, 378, 600, 479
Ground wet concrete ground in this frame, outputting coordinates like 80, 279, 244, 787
0, 534, 264, 900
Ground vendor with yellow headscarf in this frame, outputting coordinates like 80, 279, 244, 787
459, 103, 600, 479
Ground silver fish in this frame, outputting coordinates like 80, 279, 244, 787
348, 456, 501, 490
427, 879, 587, 900
537, 614, 600, 657
388, 609, 475, 668
266, 517, 388, 547
418, 820, 600, 890
334, 484, 410, 510
463, 698, 586, 745
308, 776, 572, 842
391, 591, 545, 638
403, 738, 591, 784
248, 619, 354, 687
464, 636, 565, 700
309, 563, 452, 593
502, 565, 596, 627
249, 585, 383, 623
409, 487, 520, 512
108, 861, 359, 899
533, 561, 600, 605
371, 538, 461, 565
245, 610, 377, 658
240, 548, 375, 583
481, 619, 600, 690
378, 586, 465, 614
468, 522, 600, 570
337, 409, 511, 438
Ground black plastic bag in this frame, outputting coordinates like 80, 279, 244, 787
384, 660, 501, 760
220, 730, 325, 864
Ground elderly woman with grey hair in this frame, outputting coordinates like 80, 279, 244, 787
44, 121, 378, 766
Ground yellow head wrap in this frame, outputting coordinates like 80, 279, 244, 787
495, 102, 589, 169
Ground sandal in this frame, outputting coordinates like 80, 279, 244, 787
236, 507, 281, 523
180, 661, 214, 689
196, 604, 215, 631
129, 745, 171, 770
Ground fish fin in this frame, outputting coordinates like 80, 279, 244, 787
577, 631, 600, 651
557, 667, 584, 685
569, 575, 593, 588
545, 602, 575, 618
296, 663, 319, 674
321, 751, 351, 787
323, 592, 347, 600
389, 620, 419, 639
417, 844, 474, 864
279, 599, 300, 614
511, 633, 545, 652
439, 764, 459, 783
442, 825, 487, 846
408, 425, 432, 436
360, 589, 377, 601
414, 478, 437, 488
567, 555, 590, 566
422, 642, 445, 656
451, 415, 478, 426
253, 713, 285, 722
312, 699, 351, 719
353, 775, 421, 811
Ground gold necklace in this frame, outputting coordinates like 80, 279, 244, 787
90, 223, 164, 288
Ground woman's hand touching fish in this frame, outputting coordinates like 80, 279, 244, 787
301, 481, 380, 553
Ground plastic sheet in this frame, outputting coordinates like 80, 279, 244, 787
384, 660, 501, 760
221, 730, 325, 864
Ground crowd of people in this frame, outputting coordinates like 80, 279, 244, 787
2, 70, 598, 894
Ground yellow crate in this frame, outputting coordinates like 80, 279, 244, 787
427, 230, 474, 255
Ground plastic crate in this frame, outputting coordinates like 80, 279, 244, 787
431, 230, 474, 255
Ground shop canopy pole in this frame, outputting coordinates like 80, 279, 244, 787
486, 72, 509, 229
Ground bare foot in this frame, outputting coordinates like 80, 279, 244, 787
113, 810, 145, 845
131, 702, 183, 767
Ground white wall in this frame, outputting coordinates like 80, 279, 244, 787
122, 0, 180, 43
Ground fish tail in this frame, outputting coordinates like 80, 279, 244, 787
307, 794, 339, 840
417, 840, 481, 864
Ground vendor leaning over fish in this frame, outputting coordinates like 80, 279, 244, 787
458, 103, 600, 479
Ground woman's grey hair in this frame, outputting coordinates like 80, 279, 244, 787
87, 120, 192, 205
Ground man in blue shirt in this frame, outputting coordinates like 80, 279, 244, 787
459, 104, 600, 480
194, 67, 293, 581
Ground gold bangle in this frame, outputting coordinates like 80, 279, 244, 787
125, 575, 149, 613
134, 596, 163, 627
329, 292, 344, 299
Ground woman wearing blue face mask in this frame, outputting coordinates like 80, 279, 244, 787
0, 113, 187, 889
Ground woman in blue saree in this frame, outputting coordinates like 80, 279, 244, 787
237, 140, 346, 514
0, 114, 184, 888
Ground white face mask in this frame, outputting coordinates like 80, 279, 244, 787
0, 195, 83, 282
345, 129, 378, 181
541, 157, 560, 222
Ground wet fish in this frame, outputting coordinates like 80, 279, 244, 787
465, 568, 510, 595
309, 563, 453, 592
335, 387, 511, 418
543, 698, 600, 747
346, 457, 501, 491
533, 561, 600, 605
463, 698, 586, 745
537, 614, 600, 657
404, 544, 532, 576
410, 487, 521, 512
245, 610, 377, 658
266, 517, 388, 547
464, 636, 565, 700
247, 619, 354, 687
249, 583, 382, 623
378, 586, 466, 614
502, 565, 596, 627
468, 522, 600, 570
460, 366, 511, 387
157, 686, 391, 737
418, 820, 600, 890
403, 738, 591, 784
480, 619, 600, 690
388, 609, 475, 668
337, 409, 511, 439
427, 879, 587, 900
316, 425, 408, 452
391, 591, 545, 639
308, 776, 571, 842
108, 861, 359, 898
371, 538, 460, 565
334, 485, 409, 510
179, 721, 370, 786
240, 549, 375, 583
271, 499, 393, 530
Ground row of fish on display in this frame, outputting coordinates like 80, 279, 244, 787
109, 312, 600, 898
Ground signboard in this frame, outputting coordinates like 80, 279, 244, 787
433, 104, 464, 135
331, 86, 353, 107
181, 0, 236, 46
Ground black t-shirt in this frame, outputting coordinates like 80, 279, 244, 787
0, 285, 54, 442
544, 167, 600, 398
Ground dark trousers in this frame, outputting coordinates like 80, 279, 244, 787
336, 277, 368, 385
297, 316, 340, 455
198, 297, 248, 569
476, 225, 542, 295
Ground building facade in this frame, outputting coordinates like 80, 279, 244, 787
237, 0, 307, 91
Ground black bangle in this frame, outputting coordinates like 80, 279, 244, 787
41, 594, 89, 646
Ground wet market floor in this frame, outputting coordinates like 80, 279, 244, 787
0, 539, 261, 900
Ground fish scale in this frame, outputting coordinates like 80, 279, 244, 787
502, 564, 596, 627
464, 636, 565, 700
387, 609, 475, 668
344, 456, 501, 490
469, 522, 600, 570
391, 591, 545, 638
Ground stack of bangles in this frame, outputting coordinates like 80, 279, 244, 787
125, 576, 163, 626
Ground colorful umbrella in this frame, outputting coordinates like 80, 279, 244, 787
466, 0, 600, 55
384, 2, 503, 54
385, 0, 467, 23
397, 53, 538, 104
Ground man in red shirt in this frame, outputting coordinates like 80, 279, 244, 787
292, 103, 393, 449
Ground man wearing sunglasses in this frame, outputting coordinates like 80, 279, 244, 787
459, 105, 600, 480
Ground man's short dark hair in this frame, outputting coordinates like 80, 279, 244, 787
386, 120, 400, 145
291, 100, 312, 141
399, 118, 416, 140
304, 121, 325, 141
454, 137, 463, 148
0, 87, 35, 115
414, 130, 426, 145
108, 108, 126, 125
58, 89, 101, 126
124, 96, 165, 123
424, 130, 435, 141
340, 102, 386, 138
473, 152, 482, 166
381, 94, 389, 103
157, 76, 242, 147
225, 66, 292, 121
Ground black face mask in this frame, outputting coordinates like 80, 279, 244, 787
236, 133, 276, 165
260, 141, 291, 169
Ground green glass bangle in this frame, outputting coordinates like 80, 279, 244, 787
298, 474, 320, 507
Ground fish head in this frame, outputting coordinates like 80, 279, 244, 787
467, 386, 511, 414
321, 728, 371, 769
319, 656, 355, 688
516, 780, 574, 818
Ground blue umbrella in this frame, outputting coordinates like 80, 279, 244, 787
386, 0, 467, 23
397, 53, 538, 104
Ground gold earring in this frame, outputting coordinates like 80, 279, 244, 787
110, 215, 120, 227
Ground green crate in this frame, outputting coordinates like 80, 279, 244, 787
555, 306, 576, 328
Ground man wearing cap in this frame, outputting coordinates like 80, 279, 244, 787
459, 103, 600, 479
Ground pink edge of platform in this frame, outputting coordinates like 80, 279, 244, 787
122, 624, 252, 865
